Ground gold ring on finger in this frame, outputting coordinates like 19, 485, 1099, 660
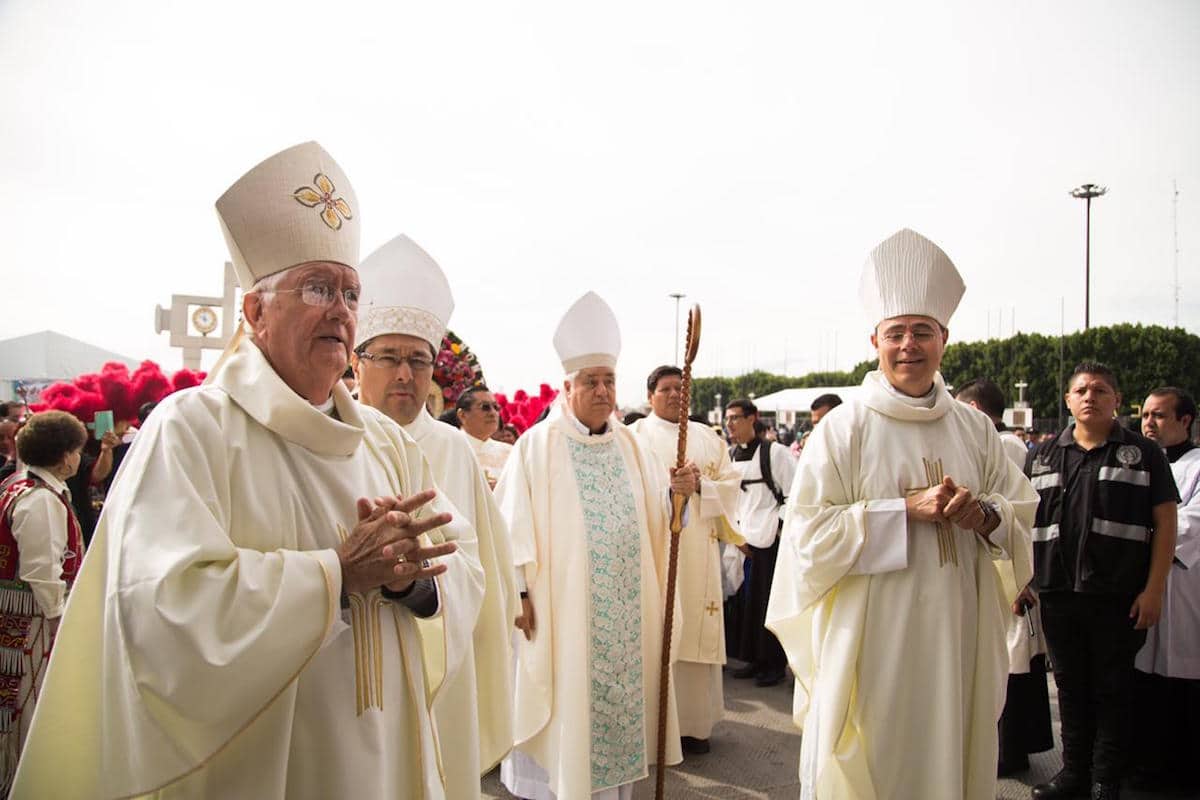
397, 552, 407, 564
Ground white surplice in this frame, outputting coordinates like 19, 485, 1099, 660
466, 434, 513, 484
629, 412, 743, 739
766, 371, 1037, 800
12, 341, 485, 799
403, 407, 521, 791
1136, 446, 1200, 678
496, 405, 681, 800
995, 428, 1046, 674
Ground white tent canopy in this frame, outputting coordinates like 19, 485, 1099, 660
0, 330, 139, 401
751, 384, 863, 426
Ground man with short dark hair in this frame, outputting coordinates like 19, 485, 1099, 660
354, 233, 521, 798
1131, 386, 1200, 793
457, 385, 511, 485
1025, 363, 1178, 800
767, 229, 1037, 799
809, 393, 842, 426
631, 365, 742, 753
725, 397, 794, 687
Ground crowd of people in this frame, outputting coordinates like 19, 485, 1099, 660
0, 141, 1195, 800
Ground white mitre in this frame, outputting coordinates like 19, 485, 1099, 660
858, 228, 964, 328
553, 291, 621, 372
355, 235, 453, 351
216, 140, 360, 289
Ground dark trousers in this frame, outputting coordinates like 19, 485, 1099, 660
1131, 670, 1200, 790
1040, 591, 1147, 784
737, 537, 787, 676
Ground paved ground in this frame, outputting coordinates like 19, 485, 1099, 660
483, 659, 1187, 799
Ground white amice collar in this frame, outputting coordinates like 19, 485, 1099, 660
860, 369, 952, 423
314, 395, 336, 415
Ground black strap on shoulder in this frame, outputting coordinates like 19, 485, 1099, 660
758, 440, 786, 507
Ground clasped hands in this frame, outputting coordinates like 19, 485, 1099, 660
337, 490, 457, 596
906, 475, 987, 531
669, 460, 701, 498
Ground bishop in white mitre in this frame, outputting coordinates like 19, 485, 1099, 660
12, 142, 485, 799
629, 365, 743, 753
766, 229, 1037, 800
354, 233, 521, 797
498, 292, 692, 800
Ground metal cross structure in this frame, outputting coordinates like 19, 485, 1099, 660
155, 261, 238, 370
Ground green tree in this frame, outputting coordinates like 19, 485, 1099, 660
693, 325, 1200, 425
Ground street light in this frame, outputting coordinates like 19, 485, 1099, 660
1070, 183, 1107, 330
668, 293, 686, 363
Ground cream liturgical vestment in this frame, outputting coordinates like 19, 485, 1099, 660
403, 407, 521, 785
1136, 447, 1200, 678
12, 341, 485, 799
497, 406, 682, 799
629, 412, 743, 739
766, 371, 1037, 800
467, 434, 513, 484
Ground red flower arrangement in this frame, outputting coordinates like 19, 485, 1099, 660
433, 330, 486, 407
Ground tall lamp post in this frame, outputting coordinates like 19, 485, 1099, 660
1070, 183, 1107, 330
668, 292, 686, 363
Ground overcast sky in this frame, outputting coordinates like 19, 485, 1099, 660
2, 0, 1197, 406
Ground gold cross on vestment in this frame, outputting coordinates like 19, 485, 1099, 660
705, 602, 720, 616
910, 457, 958, 568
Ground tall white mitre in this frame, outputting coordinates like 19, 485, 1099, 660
216, 140, 360, 289
355, 234, 453, 350
553, 291, 621, 372
858, 228, 965, 327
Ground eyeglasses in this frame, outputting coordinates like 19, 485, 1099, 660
273, 280, 360, 311
357, 352, 434, 372
472, 402, 502, 413
879, 326, 939, 345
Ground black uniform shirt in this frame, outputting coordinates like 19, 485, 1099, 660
1054, 423, 1178, 587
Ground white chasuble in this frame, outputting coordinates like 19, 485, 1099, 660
629, 414, 742, 738
12, 341, 484, 799
766, 371, 1036, 800
403, 407, 521, 790
496, 406, 681, 800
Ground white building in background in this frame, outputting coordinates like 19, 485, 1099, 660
0, 330, 139, 402
751, 385, 864, 427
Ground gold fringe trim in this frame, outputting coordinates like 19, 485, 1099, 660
923, 457, 958, 567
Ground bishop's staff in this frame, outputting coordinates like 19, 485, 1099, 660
655, 304, 701, 800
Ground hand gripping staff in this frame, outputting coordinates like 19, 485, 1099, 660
655, 304, 700, 800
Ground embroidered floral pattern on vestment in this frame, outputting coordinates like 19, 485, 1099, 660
293, 172, 353, 230
566, 437, 645, 790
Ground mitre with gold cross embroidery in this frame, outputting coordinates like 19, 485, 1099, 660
216, 140, 360, 289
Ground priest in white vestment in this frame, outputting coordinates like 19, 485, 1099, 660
629, 365, 743, 754
12, 142, 485, 799
766, 229, 1037, 800
354, 233, 521, 796
498, 292, 692, 800
457, 386, 513, 485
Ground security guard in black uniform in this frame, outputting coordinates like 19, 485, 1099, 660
1024, 363, 1178, 800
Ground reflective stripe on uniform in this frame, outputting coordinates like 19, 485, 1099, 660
1091, 518, 1150, 543
1097, 466, 1150, 487
1030, 473, 1062, 491
1032, 523, 1060, 542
